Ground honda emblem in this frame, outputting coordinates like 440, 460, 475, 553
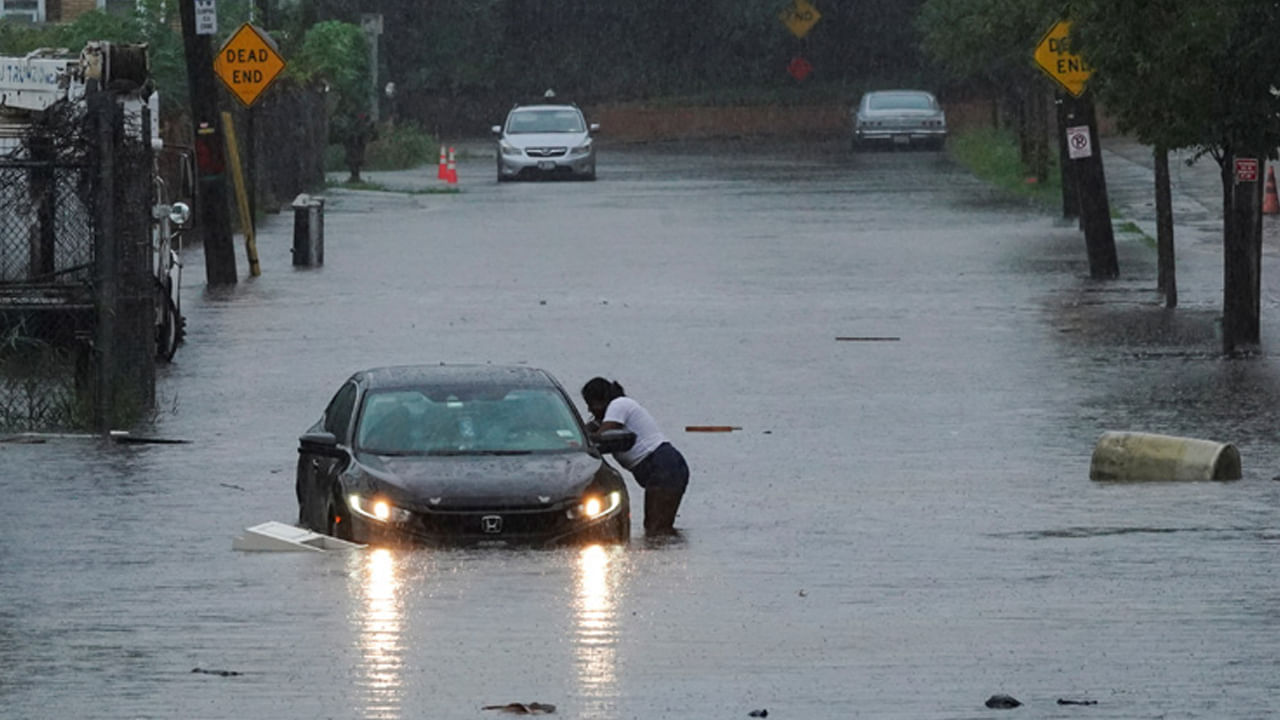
481, 515, 503, 534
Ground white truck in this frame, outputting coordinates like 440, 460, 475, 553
0, 42, 191, 361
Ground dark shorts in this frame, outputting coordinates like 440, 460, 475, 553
631, 442, 689, 491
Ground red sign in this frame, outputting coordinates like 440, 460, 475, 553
788, 56, 813, 81
1236, 157, 1259, 183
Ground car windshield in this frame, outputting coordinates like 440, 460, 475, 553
868, 93, 934, 111
506, 108, 586, 134
356, 386, 586, 455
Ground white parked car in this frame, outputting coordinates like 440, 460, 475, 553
852, 89, 947, 151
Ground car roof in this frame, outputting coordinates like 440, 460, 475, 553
509, 103, 582, 114
358, 364, 559, 391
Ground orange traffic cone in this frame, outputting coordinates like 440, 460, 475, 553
445, 146, 458, 185
1264, 166, 1280, 215
437, 145, 447, 180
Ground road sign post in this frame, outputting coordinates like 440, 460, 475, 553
1035, 21, 1115, 279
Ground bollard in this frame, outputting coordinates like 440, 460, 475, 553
291, 193, 325, 266
1089, 431, 1241, 482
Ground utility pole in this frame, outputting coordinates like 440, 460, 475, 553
179, 0, 237, 285
1222, 148, 1264, 354
1063, 92, 1118, 279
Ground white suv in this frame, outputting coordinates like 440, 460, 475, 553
492, 102, 599, 181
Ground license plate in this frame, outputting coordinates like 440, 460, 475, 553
893, 135, 911, 145
537, 161, 556, 170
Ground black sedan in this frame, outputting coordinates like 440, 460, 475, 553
295, 365, 634, 546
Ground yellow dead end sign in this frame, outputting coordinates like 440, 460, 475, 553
214, 23, 286, 107
1033, 20, 1092, 97
779, 0, 821, 39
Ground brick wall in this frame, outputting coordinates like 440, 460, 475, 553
58, 0, 97, 21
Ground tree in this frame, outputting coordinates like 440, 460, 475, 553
1071, 1, 1280, 352
918, 0, 1061, 180
293, 20, 372, 182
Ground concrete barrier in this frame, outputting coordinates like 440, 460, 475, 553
1089, 431, 1242, 482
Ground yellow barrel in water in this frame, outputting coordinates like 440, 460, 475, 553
1090, 431, 1242, 482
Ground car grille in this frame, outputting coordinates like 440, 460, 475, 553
524, 147, 568, 158
414, 505, 575, 540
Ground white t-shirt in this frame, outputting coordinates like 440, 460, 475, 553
602, 396, 668, 470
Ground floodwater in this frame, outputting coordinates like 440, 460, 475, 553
2, 139, 1278, 719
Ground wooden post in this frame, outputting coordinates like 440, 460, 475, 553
89, 88, 116, 433
222, 111, 260, 276
178, 0, 237, 285
1222, 148, 1263, 354
1064, 92, 1118, 279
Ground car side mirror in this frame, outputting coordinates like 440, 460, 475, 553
491, 125, 502, 135
589, 122, 600, 134
299, 431, 346, 458
593, 428, 636, 454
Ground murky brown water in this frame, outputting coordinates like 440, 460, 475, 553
3, 141, 1278, 719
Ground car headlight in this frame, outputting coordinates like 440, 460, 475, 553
567, 490, 621, 521
349, 494, 412, 524
572, 139, 592, 153
500, 142, 524, 157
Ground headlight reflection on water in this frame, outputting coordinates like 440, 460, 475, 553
574, 544, 621, 707
359, 548, 404, 719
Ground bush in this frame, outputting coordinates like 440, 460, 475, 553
948, 127, 1061, 206
325, 123, 437, 172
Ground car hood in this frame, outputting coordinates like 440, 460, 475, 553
504, 132, 588, 148
359, 452, 603, 509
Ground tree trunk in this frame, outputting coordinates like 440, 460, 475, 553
1154, 145, 1176, 307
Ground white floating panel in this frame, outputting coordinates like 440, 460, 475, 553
232, 521, 366, 552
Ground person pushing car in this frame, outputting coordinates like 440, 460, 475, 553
581, 377, 689, 536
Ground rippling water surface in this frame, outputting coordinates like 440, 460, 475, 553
2, 142, 1278, 719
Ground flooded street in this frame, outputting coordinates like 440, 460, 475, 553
3, 140, 1278, 719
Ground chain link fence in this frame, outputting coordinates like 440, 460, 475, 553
0, 92, 154, 432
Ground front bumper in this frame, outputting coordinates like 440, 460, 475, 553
347, 502, 628, 547
498, 148, 596, 178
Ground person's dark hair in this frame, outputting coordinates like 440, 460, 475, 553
581, 377, 625, 405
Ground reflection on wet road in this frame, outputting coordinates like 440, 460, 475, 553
2, 140, 1279, 719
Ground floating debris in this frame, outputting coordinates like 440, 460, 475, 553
685, 425, 742, 432
191, 667, 241, 677
1057, 698, 1098, 706
985, 694, 1022, 709
748, 709, 769, 717
835, 336, 900, 342
481, 702, 556, 714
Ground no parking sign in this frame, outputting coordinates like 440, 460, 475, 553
1066, 125, 1092, 159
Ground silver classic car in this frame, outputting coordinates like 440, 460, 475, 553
851, 89, 947, 151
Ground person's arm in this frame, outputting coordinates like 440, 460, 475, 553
596, 421, 624, 432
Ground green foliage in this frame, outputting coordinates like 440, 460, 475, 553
917, 0, 1059, 90
948, 127, 1060, 206
1071, 0, 1280, 157
364, 123, 436, 170
324, 122, 437, 172
293, 20, 369, 105
0, 6, 187, 112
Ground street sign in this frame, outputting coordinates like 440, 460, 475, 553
213, 23, 286, 108
1235, 158, 1259, 183
788, 56, 813, 81
780, 0, 821, 39
195, 0, 217, 35
1033, 20, 1092, 97
1066, 125, 1092, 159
